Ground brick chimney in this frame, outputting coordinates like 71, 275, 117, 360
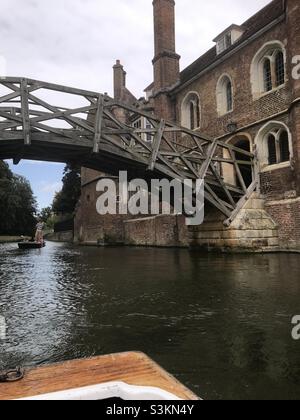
152, 0, 180, 121
113, 60, 126, 100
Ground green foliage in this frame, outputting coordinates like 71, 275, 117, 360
0, 161, 38, 235
38, 206, 52, 223
52, 164, 81, 215
38, 206, 55, 230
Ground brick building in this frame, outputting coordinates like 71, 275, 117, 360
75, 0, 300, 250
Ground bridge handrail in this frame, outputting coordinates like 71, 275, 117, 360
0, 76, 258, 225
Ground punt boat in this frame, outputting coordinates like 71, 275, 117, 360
18, 241, 46, 250
0, 352, 199, 401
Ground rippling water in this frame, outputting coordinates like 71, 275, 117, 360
1, 241, 300, 400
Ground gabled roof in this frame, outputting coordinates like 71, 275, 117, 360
144, 82, 154, 92
180, 0, 285, 86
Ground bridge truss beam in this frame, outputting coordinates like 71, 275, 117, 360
0, 77, 258, 226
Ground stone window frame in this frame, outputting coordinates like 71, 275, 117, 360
132, 117, 153, 143
255, 121, 293, 172
251, 41, 287, 100
181, 91, 201, 130
216, 74, 234, 117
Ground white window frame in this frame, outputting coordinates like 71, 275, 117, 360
181, 92, 201, 130
254, 121, 293, 172
216, 74, 234, 116
251, 41, 287, 99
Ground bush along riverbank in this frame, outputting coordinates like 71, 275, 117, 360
0, 236, 30, 243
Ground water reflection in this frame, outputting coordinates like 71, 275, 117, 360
0, 242, 300, 400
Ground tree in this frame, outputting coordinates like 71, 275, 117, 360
0, 161, 13, 180
39, 207, 53, 223
38, 206, 56, 231
0, 162, 38, 235
52, 164, 81, 215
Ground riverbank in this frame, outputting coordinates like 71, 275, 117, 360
0, 236, 30, 243
45, 231, 73, 242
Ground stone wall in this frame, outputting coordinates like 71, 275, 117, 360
124, 215, 189, 247
74, 175, 133, 245
46, 231, 73, 243
190, 193, 279, 252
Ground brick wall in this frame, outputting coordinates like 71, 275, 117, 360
266, 198, 300, 248
175, 22, 290, 139
74, 176, 132, 245
260, 166, 296, 200
124, 215, 189, 247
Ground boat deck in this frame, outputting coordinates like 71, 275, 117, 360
0, 352, 199, 400
18, 241, 46, 249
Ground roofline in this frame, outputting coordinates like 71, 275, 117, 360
172, 12, 286, 96
144, 82, 154, 92
213, 24, 243, 42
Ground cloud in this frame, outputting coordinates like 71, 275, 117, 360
39, 181, 62, 194
0, 0, 271, 98
25, 161, 65, 166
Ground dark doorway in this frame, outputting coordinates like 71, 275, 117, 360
234, 138, 253, 188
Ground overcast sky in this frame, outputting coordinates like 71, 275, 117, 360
0, 0, 271, 208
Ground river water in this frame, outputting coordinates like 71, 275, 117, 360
0, 241, 300, 400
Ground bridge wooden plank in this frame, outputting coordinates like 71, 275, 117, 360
27, 93, 95, 134
198, 141, 218, 179
148, 119, 165, 171
208, 162, 236, 208
0, 76, 257, 225
20, 79, 31, 145
229, 148, 248, 193
108, 99, 211, 142
0, 81, 43, 105
223, 180, 258, 226
218, 141, 254, 158
205, 183, 234, 215
2, 77, 100, 99
93, 95, 104, 153
204, 190, 232, 218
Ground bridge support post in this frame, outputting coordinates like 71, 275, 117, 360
21, 78, 31, 146
93, 94, 104, 153
148, 119, 165, 171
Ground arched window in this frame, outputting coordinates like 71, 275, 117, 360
266, 128, 291, 166
189, 102, 195, 130
255, 122, 292, 169
226, 80, 233, 113
279, 130, 290, 162
263, 59, 272, 92
267, 134, 277, 165
275, 51, 285, 87
251, 42, 286, 97
216, 75, 233, 116
181, 92, 201, 130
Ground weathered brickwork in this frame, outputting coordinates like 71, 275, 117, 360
260, 166, 296, 200
74, 170, 133, 245
175, 22, 290, 139
124, 215, 189, 248
265, 199, 300, 248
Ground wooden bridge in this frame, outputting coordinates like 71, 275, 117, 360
0, 77, 258, 225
